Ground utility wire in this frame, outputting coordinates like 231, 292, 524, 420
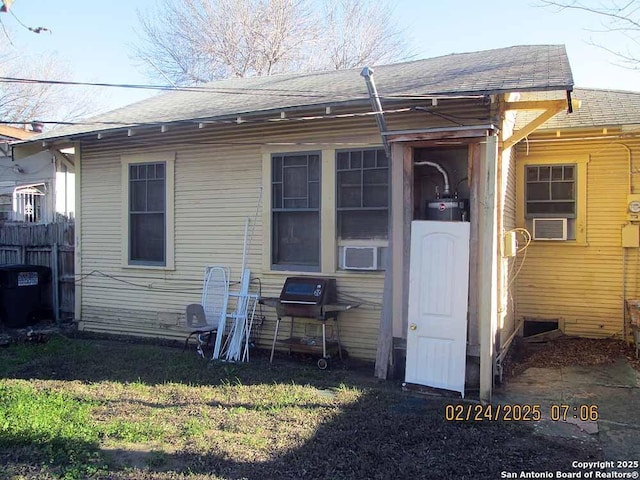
0, 75, 488, 101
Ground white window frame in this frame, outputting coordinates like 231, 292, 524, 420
121, 152, 175, 269
517, 155, 588, 245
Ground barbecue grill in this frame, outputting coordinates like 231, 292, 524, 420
262, 277, 352, 369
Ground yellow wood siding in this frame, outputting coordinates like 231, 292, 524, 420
500, 147, 518, 344
75, 103, 494, 361
515, 135, 640, 338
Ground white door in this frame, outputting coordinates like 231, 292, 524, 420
405, 220, 470, 397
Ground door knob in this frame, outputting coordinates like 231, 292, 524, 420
409, 323, 417, 331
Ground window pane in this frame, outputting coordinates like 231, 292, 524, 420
284, 155, 307, 167
337, 152, 349, 170
363, 150, 376, 168
308, 155, 320, 181
337, 171, 362, 208
527, 202, 575, 215
130, 181, 147, 212
551, 166, 564, 180
526, 167, 538, 182
339, 186, 360, 208
283, 165, 307, 198
363, 169, 387, 185
283, 198, 308, 208
350, 151, 362, 169
376, 151, 388, 168
138, 165, 147, 179
527, 183, 549, 201
564, 166, 574, 180
147, 179, 165, 211
339, 210, 388, 239
538, 166, 550, 181
155, 163, 165, 179
309, 182, 319, 208
130, 213, 164, 262
363, 185, 388, 208
272, 157, 282, 182
272, 211, 319, 265
272, 184, 282, 209
551, 182, 574, 200
130, 165, 138, 180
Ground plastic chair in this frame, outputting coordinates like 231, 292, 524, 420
184, 303, 215, 358
184, 266, 230, 358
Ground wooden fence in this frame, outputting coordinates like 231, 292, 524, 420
0, 222, 75, 321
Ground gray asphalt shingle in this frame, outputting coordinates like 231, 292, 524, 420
27, 44, 573, 142
517, 87, 640, 130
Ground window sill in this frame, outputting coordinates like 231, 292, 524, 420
122, 264, 176, 271
529, 240, 588, 247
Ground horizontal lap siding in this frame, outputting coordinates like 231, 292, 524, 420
515, 135, 640, 338
79, 111, 470, 360
501, 147, 518, 345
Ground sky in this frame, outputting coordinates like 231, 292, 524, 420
3, 0, 639, 117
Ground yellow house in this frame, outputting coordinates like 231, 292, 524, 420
14, 45, 579, 401
514, 88, 640, 341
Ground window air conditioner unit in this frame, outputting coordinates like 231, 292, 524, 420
532, 218, 568, 241
342, 246, 378, 270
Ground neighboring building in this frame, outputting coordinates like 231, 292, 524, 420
1, 125, 75, 223
514, 88, 640, 341
14, 45, 578, 401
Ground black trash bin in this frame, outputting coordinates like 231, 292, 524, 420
0, 265, 52, 328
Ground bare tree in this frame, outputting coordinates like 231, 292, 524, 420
0, 49, 101, 127
134, 0, 411, 85
539, 0, 640, 68
316, 0, 409, 71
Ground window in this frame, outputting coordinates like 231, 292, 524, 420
121, 153, 175, 269
525, 164, 575, 217
271, 152, 320, 270
129, 162, 166, 265
336, 148, 389, 240
518, 157, 588, 243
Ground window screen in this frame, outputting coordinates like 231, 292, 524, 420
525, 164, 576, 217
129, 162, 166, 264
271, 153, 320, 269
336, 148, 389, 239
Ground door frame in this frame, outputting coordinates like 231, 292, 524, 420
386, 129, 500, 402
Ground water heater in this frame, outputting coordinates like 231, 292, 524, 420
425, 199, 469, 222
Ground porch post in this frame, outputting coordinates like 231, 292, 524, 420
479, 135, 499, 403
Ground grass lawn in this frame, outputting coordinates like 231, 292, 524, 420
0, 334, 601, 479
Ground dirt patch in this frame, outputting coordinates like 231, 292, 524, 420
502, 335, 640, 379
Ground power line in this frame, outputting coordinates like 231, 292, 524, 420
0, 75, 488, 101
0, 75, 349, 99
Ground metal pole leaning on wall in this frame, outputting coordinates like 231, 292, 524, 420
361, 66, 393, 379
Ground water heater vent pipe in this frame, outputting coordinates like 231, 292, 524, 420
414, 160, 450, 196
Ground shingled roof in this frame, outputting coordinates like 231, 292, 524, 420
518, 87, 640, 131
26, 44, 573, 142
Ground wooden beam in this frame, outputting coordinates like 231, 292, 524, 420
386, 128, 492, 143
52, 149, 75, 173
504, 99, 566, 111
503, 99, 582, 150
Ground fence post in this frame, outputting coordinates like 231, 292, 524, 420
19, 245, 26, 264
52, 242, 60, 324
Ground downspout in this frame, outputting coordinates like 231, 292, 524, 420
361, 66, 393, 379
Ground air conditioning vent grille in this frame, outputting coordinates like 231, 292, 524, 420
532, 218, 567, 240
342, 246, 378, 270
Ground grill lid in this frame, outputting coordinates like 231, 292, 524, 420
279, 277, 336, 305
